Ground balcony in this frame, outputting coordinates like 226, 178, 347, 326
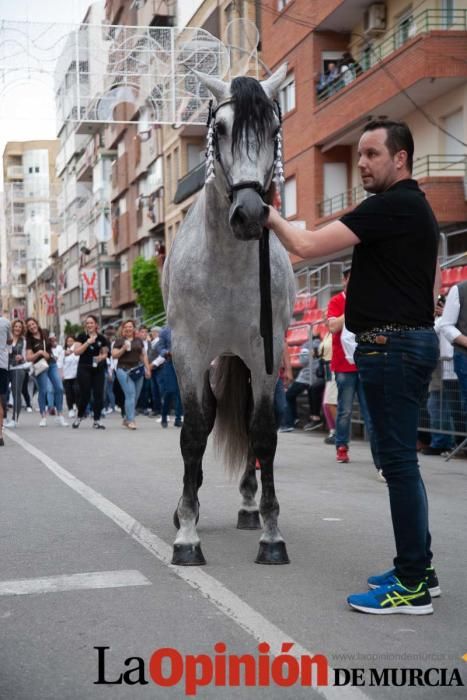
6, 165, 23, 180
314, 10, 467, 145
111, 152, 128, 195
112, 211, 130, 253
317, 9, 467, 104
112, 270, 134, 308
317, 155, 467, 224
174, 162, 206, 204
11, 284, 27, 299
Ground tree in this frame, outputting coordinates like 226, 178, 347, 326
131, 256, 165, 322
64, 319, 82, 338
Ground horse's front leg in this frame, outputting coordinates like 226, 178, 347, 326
237, 447, 261, 530
249, 382, 289, 565
172, 369, 216, 566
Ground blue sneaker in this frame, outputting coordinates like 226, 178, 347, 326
368, 566, 441, 598
348, 579, 433, 615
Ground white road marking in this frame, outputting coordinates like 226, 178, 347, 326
0, 570, 151, 596
7, 430, 369, 700
322, 518, 342, 522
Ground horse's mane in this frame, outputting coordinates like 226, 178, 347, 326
230, 76, 276, 158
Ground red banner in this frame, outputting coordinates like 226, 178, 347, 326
81, 269, 98, 303
42, 292, 56, 316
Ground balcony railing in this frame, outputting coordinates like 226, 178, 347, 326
318, 155, 466, 218
317, 9, 467, 104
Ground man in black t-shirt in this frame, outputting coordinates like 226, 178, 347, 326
267, 120, 440, 615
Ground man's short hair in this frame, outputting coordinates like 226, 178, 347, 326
362, 119, 414, 172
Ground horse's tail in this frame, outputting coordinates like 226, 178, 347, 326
212, 356, 251, 476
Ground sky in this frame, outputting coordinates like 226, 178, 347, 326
0, 0, 96, 188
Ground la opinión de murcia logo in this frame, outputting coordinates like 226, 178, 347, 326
94, 645, 464, 695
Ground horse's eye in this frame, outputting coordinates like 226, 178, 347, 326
216, 121, 227, 137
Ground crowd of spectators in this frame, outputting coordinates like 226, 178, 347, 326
316, 52, 362, 98
277, 274, 467, 468
0, 313, 182, 442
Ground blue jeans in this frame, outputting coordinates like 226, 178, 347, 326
355, 329, 439, 584
156, 373, 182, 424
116, 368, 144, 422
453, 349, 467, 414
150, 370, 162, 413
36, 363, 64, 415
274, 377, 287, 429
104, 374, 116, 411
282, 381, 308, 428
335, 371, 379, 467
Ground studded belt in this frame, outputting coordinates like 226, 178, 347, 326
356, 323, 433, 345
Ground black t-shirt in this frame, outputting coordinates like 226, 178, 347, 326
340, 179, 439, 334
26, 330, 56, 365
75, 333, 109, 368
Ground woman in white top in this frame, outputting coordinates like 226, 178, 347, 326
62, 335, 80, 418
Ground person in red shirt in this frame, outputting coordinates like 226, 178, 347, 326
328, 268, 378, 467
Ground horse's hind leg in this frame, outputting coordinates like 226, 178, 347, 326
250, 391, 289, 565
237, 448, 261, 530
172, 370, 216, 566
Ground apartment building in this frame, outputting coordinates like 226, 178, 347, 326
104, 0, 173, 318
54, 1, 118, 330
260, 0, 467, 283
2, 140, 59, 326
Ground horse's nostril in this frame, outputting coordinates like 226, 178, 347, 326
235, 208, 247, 224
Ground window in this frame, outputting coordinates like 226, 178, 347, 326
396, 8, 414, 49
117, 139, 125, 158
166, 154, 172, 199
35, 167, 40, 173
441, 0, 454, 27
443, 109, 464, 162
283, 177, 297, 218
119, 196, 127, 215
277, 0, 292, 10
279, 73, 295, 114
28, 167, 33, 174
187, 144, 204, 172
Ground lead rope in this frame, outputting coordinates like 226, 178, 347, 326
259, 228, 273, 375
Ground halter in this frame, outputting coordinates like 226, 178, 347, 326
205, 98, 285, 200
204, 96, 284, 375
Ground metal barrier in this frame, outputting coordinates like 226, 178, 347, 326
349, 358, 466, 459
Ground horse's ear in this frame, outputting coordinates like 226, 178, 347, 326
192, 69, 230, 104
260, 64, 288, 99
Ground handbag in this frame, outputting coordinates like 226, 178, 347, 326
32, 340, 49, 377
32, 357, 49, 377
127, 364, 145, 382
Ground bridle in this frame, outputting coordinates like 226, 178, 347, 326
204, 97, 285, 375
205, 98, 284, 201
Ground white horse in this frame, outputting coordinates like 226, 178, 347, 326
163, 65, 295, 566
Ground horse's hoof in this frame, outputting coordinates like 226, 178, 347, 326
172, 543, 206, 566
237, 509, 261, 530
255, 541, 290, 565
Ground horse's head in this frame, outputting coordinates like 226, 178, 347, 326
196, 65, 287, 241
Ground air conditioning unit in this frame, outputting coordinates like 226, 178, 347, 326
364, 4, 387, 35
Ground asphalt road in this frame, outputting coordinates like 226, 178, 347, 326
0, 412, 465, 700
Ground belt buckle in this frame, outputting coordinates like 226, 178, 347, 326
375, 335, 388, 345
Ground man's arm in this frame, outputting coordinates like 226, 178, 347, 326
267, 206, 360, 259
438, 286, 467, 348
